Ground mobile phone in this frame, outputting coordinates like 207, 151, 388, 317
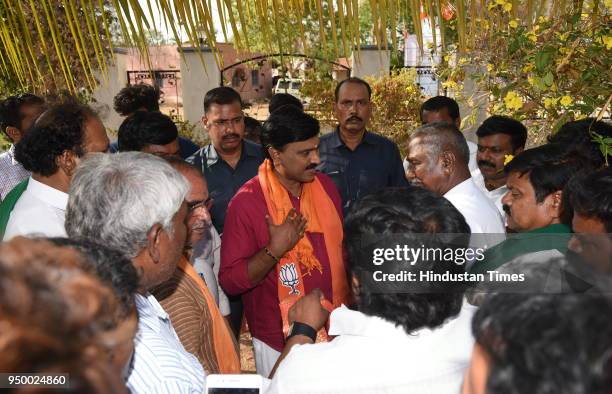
205, 374, 263, 394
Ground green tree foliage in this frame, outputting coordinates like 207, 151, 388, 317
0, 1, 115, 95
437, 2, 611, 143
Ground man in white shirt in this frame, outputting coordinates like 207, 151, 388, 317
406, 122, 505, 235
65, 152, 205, 394
471, 116, 527, 218
268, 187, 477, 394
0, 94, 45, 201
3, 100, 109, 240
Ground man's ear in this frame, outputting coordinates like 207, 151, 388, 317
56, 150, 79, 177
5, 126, 21, 143
269, 147, 281, 166
146, 223, 164, 264
546, 190, 563, 219
201, 115, 208, 129
440, 151, 456, 174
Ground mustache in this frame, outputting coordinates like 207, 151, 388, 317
347, 116, 362, 122
306, 163, 318, 170
478, 160, 496, 169
190, 219, 210, 231
190, 225, 208, 233
223, 133, 240, 140
503, 204, 511, 215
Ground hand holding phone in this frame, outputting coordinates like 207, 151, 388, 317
206, 374, 263, 394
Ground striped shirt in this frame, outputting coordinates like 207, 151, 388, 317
152, 265, 219, 373
0, 145, 30, 202
127, 294, 206, 394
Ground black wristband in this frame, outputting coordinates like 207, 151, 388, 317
287, 321, 317, 342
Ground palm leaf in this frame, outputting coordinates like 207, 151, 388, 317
0, 0, 599, 95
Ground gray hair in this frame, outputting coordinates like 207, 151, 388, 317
65, 152, 190, 258
411, 121, 470, 165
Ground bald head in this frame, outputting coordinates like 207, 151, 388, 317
411, 122, 470, 166
164, 156, 204, 179
406, 122, 471, 195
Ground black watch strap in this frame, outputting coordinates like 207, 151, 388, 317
287, 322, 317, 342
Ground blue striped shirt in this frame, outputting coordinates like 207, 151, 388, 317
127, 294, 206, 393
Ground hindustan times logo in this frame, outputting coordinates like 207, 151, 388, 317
372, 245, 485, 266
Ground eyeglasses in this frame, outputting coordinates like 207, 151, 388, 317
187, 197, 214, 212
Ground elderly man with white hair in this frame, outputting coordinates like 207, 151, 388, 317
65, 152, 205, 394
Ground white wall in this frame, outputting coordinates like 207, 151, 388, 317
92, 51, 128, 131
180, 47, 221, 126
350, 46, 390, 79
91, 47, 222, 134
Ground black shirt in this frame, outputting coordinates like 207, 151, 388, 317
318, 129, 408, 213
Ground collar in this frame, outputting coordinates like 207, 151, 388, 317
135, 293, 170, 333
471, 169, 507, 194
488, 184, 508, 197
526, 223, 572, 235
8, 144, 18, 165
443, 177, 476, 199
27, 177, 69, 211
329, 302, 475, 341
328, 305, 410, 339
204, 140, 259, 167
331, 128, 378, 149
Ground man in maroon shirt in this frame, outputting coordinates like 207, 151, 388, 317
220, 106, 349, 377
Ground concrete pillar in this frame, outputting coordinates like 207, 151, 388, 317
350, 45, 390, 79
92, 49, 128, 131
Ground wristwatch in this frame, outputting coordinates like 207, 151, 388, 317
287, 321, 317, 342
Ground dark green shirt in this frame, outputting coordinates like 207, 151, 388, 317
470, 223, 572, 275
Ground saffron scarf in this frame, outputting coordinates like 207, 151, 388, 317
177, 256, 241, 373
258, 159, 350, 341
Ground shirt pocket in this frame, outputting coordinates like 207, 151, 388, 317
357, 168, 387, 199
324, 168, 349, 206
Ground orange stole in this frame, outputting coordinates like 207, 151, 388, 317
258, 159, 350, 341
177, 256, 241, 373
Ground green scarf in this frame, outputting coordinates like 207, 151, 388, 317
0, 178, 29, 240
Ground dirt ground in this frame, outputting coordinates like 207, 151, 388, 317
239, 326, 257, 373
244, 103, 270, 121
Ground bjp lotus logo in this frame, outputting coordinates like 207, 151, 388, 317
280, 263, 300, 295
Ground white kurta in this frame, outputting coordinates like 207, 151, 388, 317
471, 168, 508, 220
269, 302, 476, 394
444, 178, 506, 234
4, 177, 68, 240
